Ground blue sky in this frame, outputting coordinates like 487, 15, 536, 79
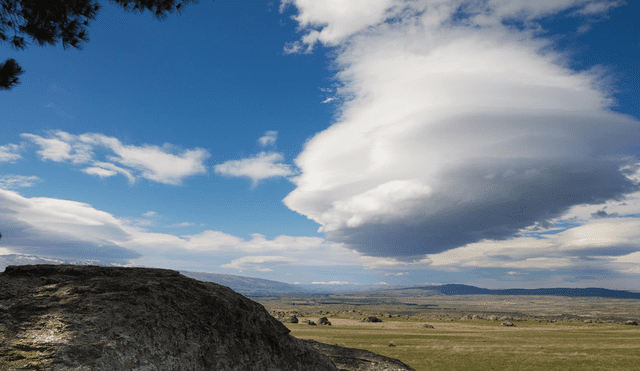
1, 0, 639, 289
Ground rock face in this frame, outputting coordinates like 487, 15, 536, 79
303, 340, 415, 371
0, 265, 338, 371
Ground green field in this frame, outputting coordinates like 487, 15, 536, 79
286, 317, 640, 371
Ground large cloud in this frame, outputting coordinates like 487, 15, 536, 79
0, 189, 141, 262
282, 0, 640, 258
0, 189, 379, 275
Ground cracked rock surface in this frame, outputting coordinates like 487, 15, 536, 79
0, 265, 338, 371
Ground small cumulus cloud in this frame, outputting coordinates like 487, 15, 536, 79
321, 97, 337, 104
0, 144, 22, 163
82, 167, 117, 178
283, 40, 309, 54
258, 131, 278, 146
143, 211, 157, 217
214, 152, 295, 186
21, 132, 92, 164
21, 130, 209, 185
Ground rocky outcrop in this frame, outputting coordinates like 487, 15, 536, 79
361, 317, 382, 323
318, 317, 331, 326
282, 315, 299, 324
0, 265, 338, 371
303, 340, 415, 371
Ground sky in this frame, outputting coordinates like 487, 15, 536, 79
1, 0, 639, 289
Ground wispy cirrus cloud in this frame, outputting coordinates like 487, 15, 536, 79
0, 175, 41, 189
21, 130, 209, 185
310, 281, 350, 285
282, 0, 640, 260
166, 222, 195, 228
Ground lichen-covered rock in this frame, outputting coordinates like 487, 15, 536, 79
361, 317, 382, 323
318, 317, 331, 326
303, 340, 415, 371
0, 265, 338, 371
282, 315, 299, 324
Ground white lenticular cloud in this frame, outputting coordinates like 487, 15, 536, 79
0, 189, 429, 276
283, 0, 640, 258
214, 152, 295, 186
0, 189, 141, 262
21, 130, 209, 185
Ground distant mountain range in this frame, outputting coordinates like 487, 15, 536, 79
397, 284, 640, 299
1, 254, 639, 299
179, 271, 312, 296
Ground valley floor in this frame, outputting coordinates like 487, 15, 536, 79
287, 316, 640, 371
257, 294, 640, 371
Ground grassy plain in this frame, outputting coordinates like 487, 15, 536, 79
257, 294, 640, 371
285, 317, 640, 371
